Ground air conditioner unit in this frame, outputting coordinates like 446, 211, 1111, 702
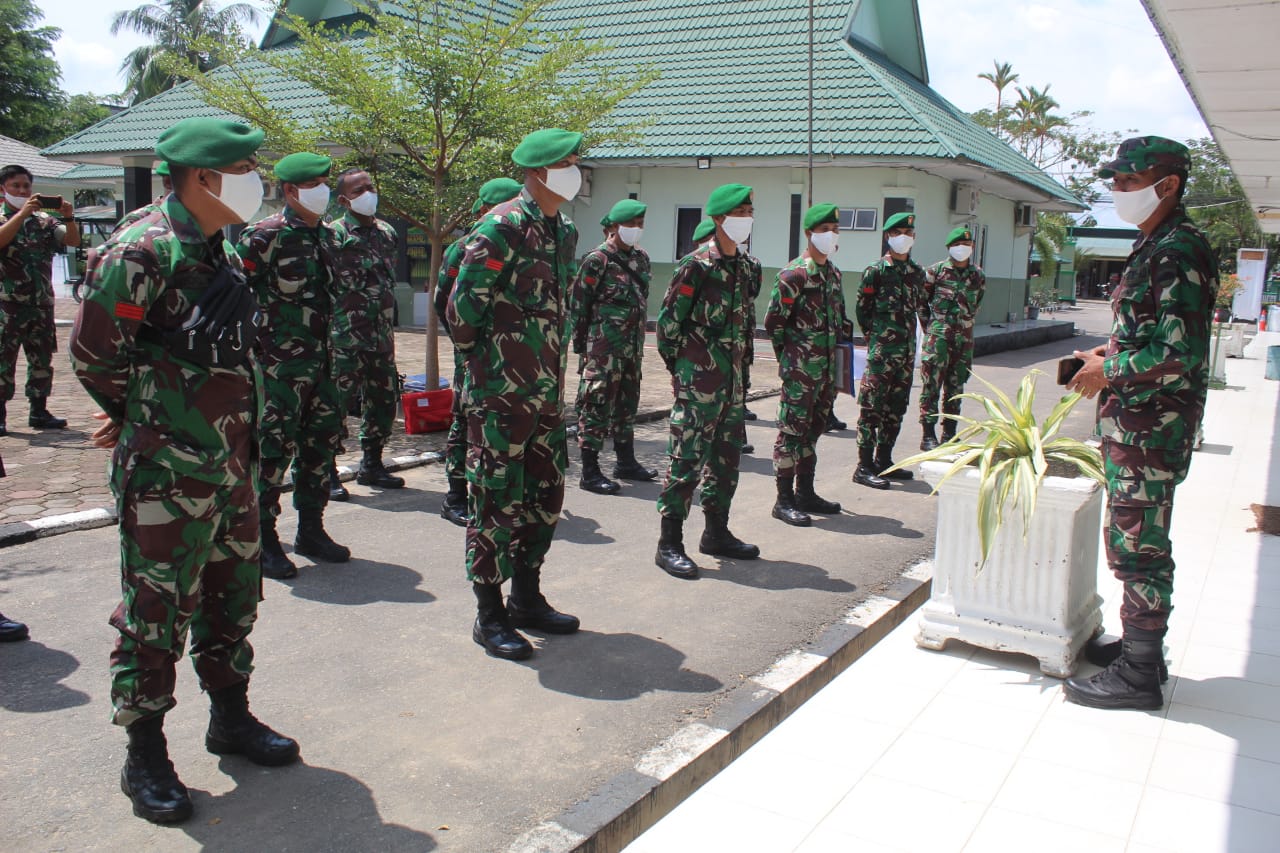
950, 184, 979, 216
261, 179, 283, 202
1015, 204, 1035, 228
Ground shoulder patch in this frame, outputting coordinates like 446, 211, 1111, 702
114, 302, 145, 321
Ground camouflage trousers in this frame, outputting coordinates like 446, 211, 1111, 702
575, 350, 642, 452
107, 455, 260, 726
258, 360, 344, 520
0, 301, 56, 402
657, 396, 745, 520
918, 331, 973, 428
1103, 438, 1193, 635
332, 346, 398, 447
856, 344, 914, 451
465, 405, 567, 585
773, 379, 836, 478
444, 348, 467, 483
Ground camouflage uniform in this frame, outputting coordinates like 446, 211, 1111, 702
655, 240, 751, 520
855, 254, 927, 454
571, 242, 650, 451
766, 256, 847, 476
919, 260, 985, 429
447, 192, 576, 585
111, 197, 166, 239
69, 196, 263, 725
436, 237, 469, 485
329, 209, 400, 446
0, 202, 65, 404
237, 208, 344, 520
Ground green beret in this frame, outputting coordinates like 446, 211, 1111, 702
512, 129, 583, 169
692, 218, 715, 242
601, 198, 647, 227
274, 152, 332, 184
705, 183, 753, 217
803, 203, 839, 230
946, 225, 975, 245
154, 161, 170, 177
154, 117, 263, 168
479, 177, 523, 206
1098, 136, 1189, 179
884, 211, 916, 232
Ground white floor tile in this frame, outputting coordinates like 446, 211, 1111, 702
909, 691, 1045, 753
620, 790, 813, 853
1175, 644, 1280, 687
754, 707, 900, 775
1039, 690, 1169, 737
696, 751, 859, 825
991, 757, 1143, 838
868, 729, 1017, 802
794, 822, 910, 853
1193, 599, 1280, 631
1020, 714, 1159, 783
822, 672, 940, 728
962, 807, 1126, 853
1129, 786, 1280, 853
941, 659, 1062, 714
1147, 740, 1280, 815
1187, 620, 1280, 656
821, 774, 986, 853
1163, 702, 1280, 764
1170, 673, 1280, 722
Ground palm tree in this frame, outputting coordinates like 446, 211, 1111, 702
111, 0, 262, 104
1009, 85, 1065, 165
977, 60, 1018, 138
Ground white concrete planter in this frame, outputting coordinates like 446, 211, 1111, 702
915, 460, 1104, 677
1213, 324, 1245, 359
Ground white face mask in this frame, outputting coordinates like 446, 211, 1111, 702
1112, 176, 1169, 226
886, 233, 914, 255
720, 215, 753, 245
294, 183, 331, 216
810, 231, 838, 256
617, 225, 643, 247
949, 244, 974, 262
541, 165, 581, 201
348, 191, 378, 217
4, 192, 28, 209
208, 170, 264, 223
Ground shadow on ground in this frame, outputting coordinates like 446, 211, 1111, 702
0, 640, 91, 713
517, 629, 722, 700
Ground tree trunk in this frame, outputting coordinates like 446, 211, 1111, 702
424, 230, 444, 390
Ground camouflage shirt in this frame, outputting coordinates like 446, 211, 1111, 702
434, 237, 466, 333
1099, 206, 1218, 451
69, 196, 262, 486
111, 196, 166, 240
236, 206, 339, 369
765, 256, 848, 384
0, 202, 67, 306
856, 255, 927, 349
656, 240, 752, 404
570, 242, 650, 359
447, 192, 578, 415
328, 210, 398, 353
922, 260, 986, 339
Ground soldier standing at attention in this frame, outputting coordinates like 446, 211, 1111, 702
852, 211, 926, 489
238, 152, 349, 579
766, 203, 851, 527
70, 118, 298, 825
918, 226, 986, 450
448, 129, 583, 661
1064, 137, 1217, 711
435, 176, 523, 526
572, 197, 658, 494
739, 246, 763, 454
654, 183, 760, 580
328, 167, 406, 497
0, 164, 78, 434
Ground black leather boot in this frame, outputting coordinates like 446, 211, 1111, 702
613, 439, 658, 481
328, 465, 349, 502
1063, 638, 1165, 710
259, 516, 297, 580
1084, 634, 1169, 683
825, 407, 846, 432
294, 509, 351, 563
356, 442, 405, 488
743, 408, 758, 421
876, 447, 913, 480
206, 680, 300, 766
28, 398, 66, 429
920, 424, 939, 451
121, 715, 192, 824
507, 566, 580, 634
579, 447, 621, 495
0, 611, 28, 642
796, 471, 841, 514
440, 476, 469, 527
655, 515, 699, 579
742, 442, 755, 455
940, 421, 957, 443
0, 399, 6, 435
472, 583, 533, 660
772, 476, 811, 527
853, 445, 890, 489
699, 511, 760, 559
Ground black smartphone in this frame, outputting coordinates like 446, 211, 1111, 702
1057, 356, 1084, 385
36, 194, 63, 210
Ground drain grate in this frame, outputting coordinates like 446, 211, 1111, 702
1248, 504, 1280, 536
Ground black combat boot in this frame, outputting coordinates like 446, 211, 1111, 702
27, 398, 66, 429
796, 471, 841, 514
0, 400, 6, 435
507, 565, 580, 634
356, 442, 405, 489
655, 515, 699, 579
825, 407, 847, 432
852, 445, 890, 490
579, 447, 621, 495
940, 421, 957, 443
259, 516, 297, 580
613, 439, 658, 481
699, 511, 760, 559
742, 442, 755, 454
920, 424, 939, 451
772, 476, 811, 527
328, 465, 349, 502
0, 612, 29, 642
294, 509, 351, 563
876, 447, 913, 481
1063, 637, 1166, 710
121, 715, 192, 824
1084, 634, 1169, 683
440, 476, 469, 527
205, 680, 300, 766
743, 408, 758, 421
472, 582, 533, 660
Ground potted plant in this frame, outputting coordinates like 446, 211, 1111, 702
1210, 274, 1245, 383
885, 371, 1106, 677
1026, 279, 1057, 320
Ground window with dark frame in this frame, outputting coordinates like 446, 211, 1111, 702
674, 206, 703, 260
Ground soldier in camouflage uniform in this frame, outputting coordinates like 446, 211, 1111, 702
654, 184, 761, 580
571, 197, 658, 494
69, 118, 298, 825
435, 177, 524, 527
766, 203, 851, 527
918, 225, 986, 450
111, 160, 173, 238
447, 129, 583, 661
739, 250, 763, 454
853, 211, 927, 489
238, 152, 350, 580
1064, 137, 1218, 711
0, 164, 79, 434
328, 167, 406, 496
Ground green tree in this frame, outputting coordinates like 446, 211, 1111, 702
0, 0, 64, 144
1184, 136, 1280, 281
46, 93, 116, 144
111, 0, 262, 105
172, 0, 656, 385
976, 60, 1018, 139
